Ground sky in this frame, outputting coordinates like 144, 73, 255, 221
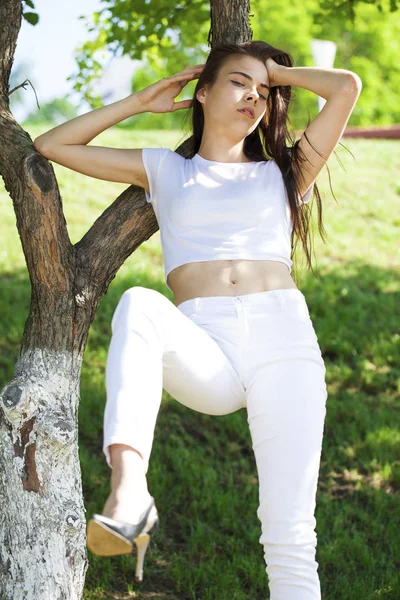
11, 0, 106, 121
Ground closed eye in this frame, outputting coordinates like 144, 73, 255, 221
231, 80, 267, 101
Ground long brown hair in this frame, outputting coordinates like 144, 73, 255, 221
178, 41, 329, 284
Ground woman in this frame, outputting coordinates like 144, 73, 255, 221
34, 41, 361, 597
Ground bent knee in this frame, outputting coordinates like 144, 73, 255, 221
111, 286, 169, 331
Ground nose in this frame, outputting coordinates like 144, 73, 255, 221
246, 88, 260, 102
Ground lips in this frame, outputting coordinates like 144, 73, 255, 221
238, 108, 255, 119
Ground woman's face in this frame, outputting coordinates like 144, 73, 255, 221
196, 55, 270, 138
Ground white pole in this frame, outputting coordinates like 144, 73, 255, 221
310, 39, 337, 112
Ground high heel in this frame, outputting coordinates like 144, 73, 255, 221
86, 496, 159, 582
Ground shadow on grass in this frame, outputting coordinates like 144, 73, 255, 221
0, 261, 399, 600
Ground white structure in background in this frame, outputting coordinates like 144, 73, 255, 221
310, 39, 337, 112
91, 53, 145, 105
91, 33, 205, 106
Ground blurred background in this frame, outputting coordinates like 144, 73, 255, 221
11, 0, 400, 132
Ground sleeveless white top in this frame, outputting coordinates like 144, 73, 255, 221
142, 148, 313, 292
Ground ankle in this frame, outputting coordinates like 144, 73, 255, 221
109, 444, 148, 491
102, 486, 152, 522
111, 468, 148, 491
110, 485, 151, 501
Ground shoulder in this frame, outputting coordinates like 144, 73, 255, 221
142, 146, 171, 161
264, 158, 284, 179
142, 146, 186, 167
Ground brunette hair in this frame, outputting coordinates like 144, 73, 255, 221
177, 40, 329, 284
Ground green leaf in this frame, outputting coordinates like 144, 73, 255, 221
22, 11, 39, 26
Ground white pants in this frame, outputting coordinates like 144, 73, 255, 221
103, 286, 328, 599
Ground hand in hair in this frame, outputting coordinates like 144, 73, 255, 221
136, 64, 206, 114
265, 57, 280, 88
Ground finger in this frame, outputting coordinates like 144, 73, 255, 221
160, 66, 204, 87
183, 63, 206, 70
173, 65, 205, 77
172, 99, 193, 111
172, 68, 203, 79
167, 73, 201, 86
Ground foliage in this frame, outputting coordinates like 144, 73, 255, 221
23, 97, 80, 124
20, 0, 400, 128
252, 0, 400, 127
314, 0, 400, 125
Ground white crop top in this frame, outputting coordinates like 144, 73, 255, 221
141, 147, 314, 293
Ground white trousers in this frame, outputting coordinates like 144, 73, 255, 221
103, 286, 328, 599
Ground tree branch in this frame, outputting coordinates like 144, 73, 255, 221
74, 137, 195, 298
75, 184, 159, 298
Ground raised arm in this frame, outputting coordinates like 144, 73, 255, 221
266, 58, 362, 195
33, 94, 152, 187
33, 63, 204, 187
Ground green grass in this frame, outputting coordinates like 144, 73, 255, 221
1, 126, 399, 599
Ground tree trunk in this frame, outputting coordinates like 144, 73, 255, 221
209, 0, 252, 46
0, 350, 87, 600
0, 0, 251, 597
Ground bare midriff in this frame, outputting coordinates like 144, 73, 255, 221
168, 259, 298, 307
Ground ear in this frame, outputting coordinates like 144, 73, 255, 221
196, 86, 207, 105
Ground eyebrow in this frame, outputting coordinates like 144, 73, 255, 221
228, 71, 270, 90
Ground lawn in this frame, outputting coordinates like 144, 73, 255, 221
1, 126, 399, 599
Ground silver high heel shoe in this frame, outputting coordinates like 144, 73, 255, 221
86, 496, 159, 582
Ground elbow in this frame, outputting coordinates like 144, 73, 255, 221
33, 137, 53, 158
341, 71, 363, 96
33, 136, 46, 152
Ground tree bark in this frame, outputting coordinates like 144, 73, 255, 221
0, 350, 87, 600
209, 0, 252, 46
0, 0, 251, 597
